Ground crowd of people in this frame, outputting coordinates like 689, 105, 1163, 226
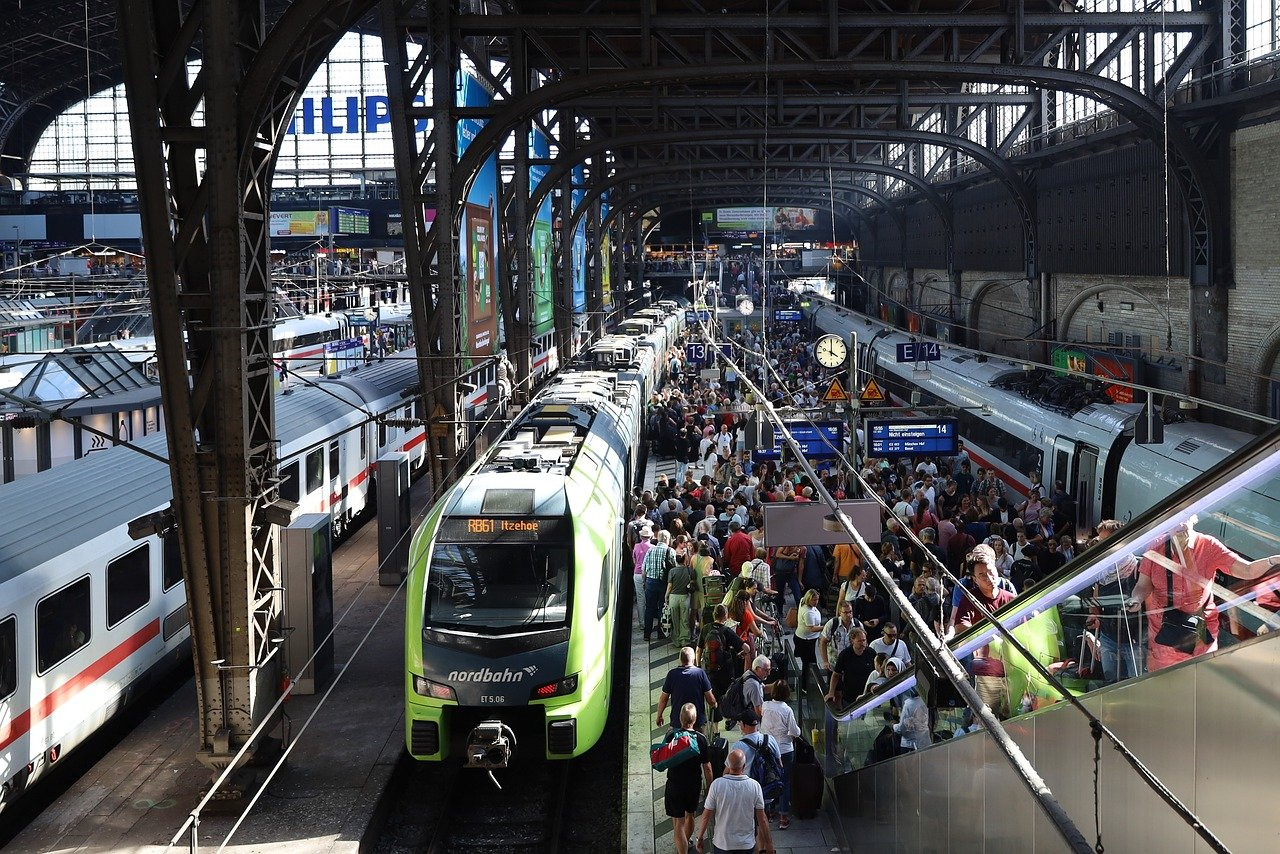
636, 307, 1280, 851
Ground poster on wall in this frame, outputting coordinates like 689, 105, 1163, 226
1092, 353, 1136, 403
530, 129, 555, 335
456, 71, 500, 359
271, 210, 332, 236
571, 164, 587, 314
600, 200, 612, 309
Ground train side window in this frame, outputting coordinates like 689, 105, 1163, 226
378, 422, 387, 449
0, 616, 15, 700
162, 529, 184, 590
107, 544, 151, 628
306, 448, 324, 494
359, 429, 367, 461
36, 576, 91, 674
328, 442, 340, 482
279, 460, 300, 504
597, 557, 611, 620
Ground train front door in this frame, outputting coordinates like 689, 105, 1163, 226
1053, 438, 1099, 533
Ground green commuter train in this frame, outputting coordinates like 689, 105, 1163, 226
404, 307, 682, 766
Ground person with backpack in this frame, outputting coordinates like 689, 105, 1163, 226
735, 709, 785, 825
720, 654, 771, 729
697, 605, 745, 723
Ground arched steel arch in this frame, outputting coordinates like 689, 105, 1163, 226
452, 61, 1219, 283
553, 158, 953, 271
526, 127, 1020, 276
115, 0, 397, 778
560, 169, 908, 269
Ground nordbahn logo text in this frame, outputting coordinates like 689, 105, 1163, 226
447, 665, 538, 683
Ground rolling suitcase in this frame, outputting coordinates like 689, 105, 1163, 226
789, 738, 824, 819
707, 720, 730, 780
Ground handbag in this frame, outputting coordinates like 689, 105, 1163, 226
784, 606, 799, 630
651, 729, 701, 771
1152, 540, 1206, 654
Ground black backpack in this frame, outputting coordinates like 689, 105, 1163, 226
704, 624, 735, 674
720, 672, 758, 722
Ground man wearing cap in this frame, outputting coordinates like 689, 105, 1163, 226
722, 520, 755, 577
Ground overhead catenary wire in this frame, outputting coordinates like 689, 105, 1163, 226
171, 353, 546, 853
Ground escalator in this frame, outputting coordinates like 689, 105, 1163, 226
812, 424, 1280, 852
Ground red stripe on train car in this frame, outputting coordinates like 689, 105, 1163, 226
290, 346, 325, 358
403, 432, 426, 452
0, 619, 161, 752
884, 392, 1029, 499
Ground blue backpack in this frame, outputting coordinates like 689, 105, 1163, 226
745, 733, 785, 802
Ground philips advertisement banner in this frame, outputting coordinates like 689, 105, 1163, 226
530, 129, 555, 335
571, 164, 586, 314
457, 72, 500, 358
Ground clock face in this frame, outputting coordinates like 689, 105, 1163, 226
815, 333, 848, 369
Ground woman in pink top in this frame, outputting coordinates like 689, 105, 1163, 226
1126, 516, 1280, 671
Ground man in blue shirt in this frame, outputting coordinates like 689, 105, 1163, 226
655, 647, 718, 732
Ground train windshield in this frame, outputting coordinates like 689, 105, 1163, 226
426, 543, 572, 630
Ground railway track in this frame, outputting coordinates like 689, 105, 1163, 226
423, 758, 571, 854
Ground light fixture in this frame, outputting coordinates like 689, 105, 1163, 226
1022, 363, 1034, 372
822, 512, 851, 533
1179, 399, 1199, 411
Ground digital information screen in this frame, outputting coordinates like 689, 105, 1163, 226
866, 418, 959, 457
773, 308, 803, 323
438, 517, 569, 542
331, 206, 371, 235
754, 420, 845, 461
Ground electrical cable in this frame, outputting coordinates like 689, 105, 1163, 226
172, 343, 549, 853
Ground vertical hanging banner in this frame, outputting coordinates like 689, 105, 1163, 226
600, 199, 612, 309
457, 70, 500, 358
571, 164, 587, 314
530, 129, 556, 335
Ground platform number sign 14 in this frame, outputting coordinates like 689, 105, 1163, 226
896, 341, 941, 363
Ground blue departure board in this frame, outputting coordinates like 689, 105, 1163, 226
866, 417, 959, 457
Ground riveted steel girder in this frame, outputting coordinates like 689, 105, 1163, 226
115, 0, 379, 778
454, 60, 1217, 285
562, 164, 924, 267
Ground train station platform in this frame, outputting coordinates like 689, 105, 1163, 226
5, 478, 431, 853
624, 457, 847, 854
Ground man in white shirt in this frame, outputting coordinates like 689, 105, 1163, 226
868, 622, 912, 666
915, 458, 938, 478
696, 749, 773, 854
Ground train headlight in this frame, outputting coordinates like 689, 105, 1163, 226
413, 675, 456, 701
530, 673, 578, 700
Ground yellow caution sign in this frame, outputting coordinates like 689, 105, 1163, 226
820, 377, 851, 404
859, 378, 887, 405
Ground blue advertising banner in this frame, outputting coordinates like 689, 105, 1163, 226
457, 72, 500, 358
571, 164, 586, 314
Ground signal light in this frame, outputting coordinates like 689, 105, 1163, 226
413, 675, 456, 701
531, 673, 578, 700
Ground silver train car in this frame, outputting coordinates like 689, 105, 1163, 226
0, 357, 426, 809
807, 298, 1258, 547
